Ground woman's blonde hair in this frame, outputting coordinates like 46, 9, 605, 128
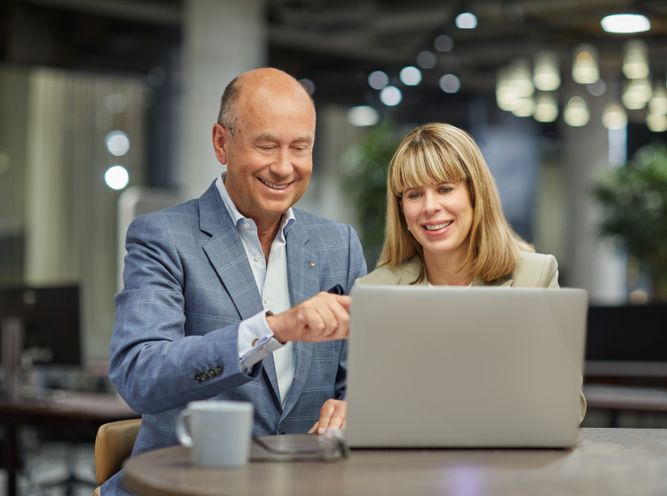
377, 122, 532, 283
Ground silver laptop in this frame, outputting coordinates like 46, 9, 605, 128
345, 285, 587, 448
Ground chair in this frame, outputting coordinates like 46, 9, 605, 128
93, 418, 141, 496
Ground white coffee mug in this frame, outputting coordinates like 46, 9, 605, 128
175, 400, 254, 468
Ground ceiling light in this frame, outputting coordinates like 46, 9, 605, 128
380, 86, 402, 106
572, 44, 599, 84
368, 70, 389, 90
508, 59, 534, 97
649, 85, 667, 115
534, 94, 558, 122
496, 67, 517, 111
455, 12, 477, 29
647, 113, 667, 133
347, 106, 380, 127
105, 93, 127, 114
622, 78, 652, 109
417, 51, 437, 69
105, 130, 130, 157
601, 14, 650, 34
533, 51, 560, 91
564, 97, 589, 127
439, 74, 461, 93
623, 40, 649, 79
299, 78, 315, 95
586, 79, 607, 97
434, 34, 453, 52
511, 97, 535, 118
399, 66, 422, 86
602, 103, 627, 130
104, 165, 130, 190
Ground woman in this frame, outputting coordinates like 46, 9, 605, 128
358, 122, 585, 420
359, 122, 557, 288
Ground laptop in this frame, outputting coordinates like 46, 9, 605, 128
345, 285, 587, 448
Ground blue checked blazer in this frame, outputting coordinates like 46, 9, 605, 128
102, 182, 366, 495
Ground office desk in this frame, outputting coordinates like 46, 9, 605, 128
123, 428, 667, 496
0, 392, 137, 496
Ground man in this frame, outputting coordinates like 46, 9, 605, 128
103, 67, 366, 494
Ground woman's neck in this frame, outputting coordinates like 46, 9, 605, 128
423, 250, 473, 286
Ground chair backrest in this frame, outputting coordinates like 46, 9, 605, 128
95, 418, 142, 485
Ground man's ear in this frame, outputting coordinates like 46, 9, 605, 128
212, 123, 229, 165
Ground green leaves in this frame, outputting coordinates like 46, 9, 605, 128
594, 142, 667, 282
343, 120, 401, 266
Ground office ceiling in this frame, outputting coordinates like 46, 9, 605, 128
2, 0, 667, 105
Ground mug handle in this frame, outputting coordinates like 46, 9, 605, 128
175, 410, 193, 447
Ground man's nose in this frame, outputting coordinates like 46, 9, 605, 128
270, 147, 292, 176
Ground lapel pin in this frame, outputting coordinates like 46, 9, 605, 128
308, 261, 316, 269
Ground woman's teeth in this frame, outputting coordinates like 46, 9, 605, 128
424, 221, 452, 231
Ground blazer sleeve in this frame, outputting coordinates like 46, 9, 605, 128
335, 224, 367, 400
108, 214, 259, 415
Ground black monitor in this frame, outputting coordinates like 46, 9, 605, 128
586, 304, 667, 362
0, 284, 82, 368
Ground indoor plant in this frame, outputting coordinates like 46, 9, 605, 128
594, 142, 667, 300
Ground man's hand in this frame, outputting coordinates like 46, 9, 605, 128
308, 399, 347, 434
267, 291, 351, 343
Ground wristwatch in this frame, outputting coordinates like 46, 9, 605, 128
240, 334, 283, 372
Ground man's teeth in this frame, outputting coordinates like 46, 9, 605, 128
424, 221, 452, 231
260, 178, 289, 190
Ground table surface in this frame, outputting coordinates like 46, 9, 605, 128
123, 428, 667, 496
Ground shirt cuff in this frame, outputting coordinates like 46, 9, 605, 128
237, 310, 275, 357
238, 310, 284, 373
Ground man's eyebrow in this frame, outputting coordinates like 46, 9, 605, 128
252, 133, 313, 144
253, 133, 279, 142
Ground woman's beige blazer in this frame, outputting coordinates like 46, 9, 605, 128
358, 251, 559, 287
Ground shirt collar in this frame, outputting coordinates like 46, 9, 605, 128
215, 174, 296, 240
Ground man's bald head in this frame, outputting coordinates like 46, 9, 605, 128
217, 67, 315, 136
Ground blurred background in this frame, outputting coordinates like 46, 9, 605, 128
0, 0, 666, 415
0, 3, 666, 494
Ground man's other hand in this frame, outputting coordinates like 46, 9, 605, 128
308, 399, 347, 434
267, 291, 351, 343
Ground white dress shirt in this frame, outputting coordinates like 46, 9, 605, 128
215, 175, 295, 405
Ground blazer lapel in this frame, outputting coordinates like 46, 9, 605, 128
199, 184, 282, 403
281, 220, 320, 418
199, 183, 263, 321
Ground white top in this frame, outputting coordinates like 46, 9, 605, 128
216, 175, 295, 405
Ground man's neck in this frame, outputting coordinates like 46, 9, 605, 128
255, 217, 282, 261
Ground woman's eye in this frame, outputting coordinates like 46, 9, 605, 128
405, 191, 422, 200
438, 185, 453, 194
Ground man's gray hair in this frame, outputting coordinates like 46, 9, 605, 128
217, 76, 240, 136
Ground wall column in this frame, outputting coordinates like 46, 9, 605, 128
563, 84, 626, 303
180, 0, 266, 195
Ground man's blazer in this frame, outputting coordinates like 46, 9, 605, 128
103, 182, 366, 494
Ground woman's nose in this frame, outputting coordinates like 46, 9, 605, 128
423, 191, 441, 213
